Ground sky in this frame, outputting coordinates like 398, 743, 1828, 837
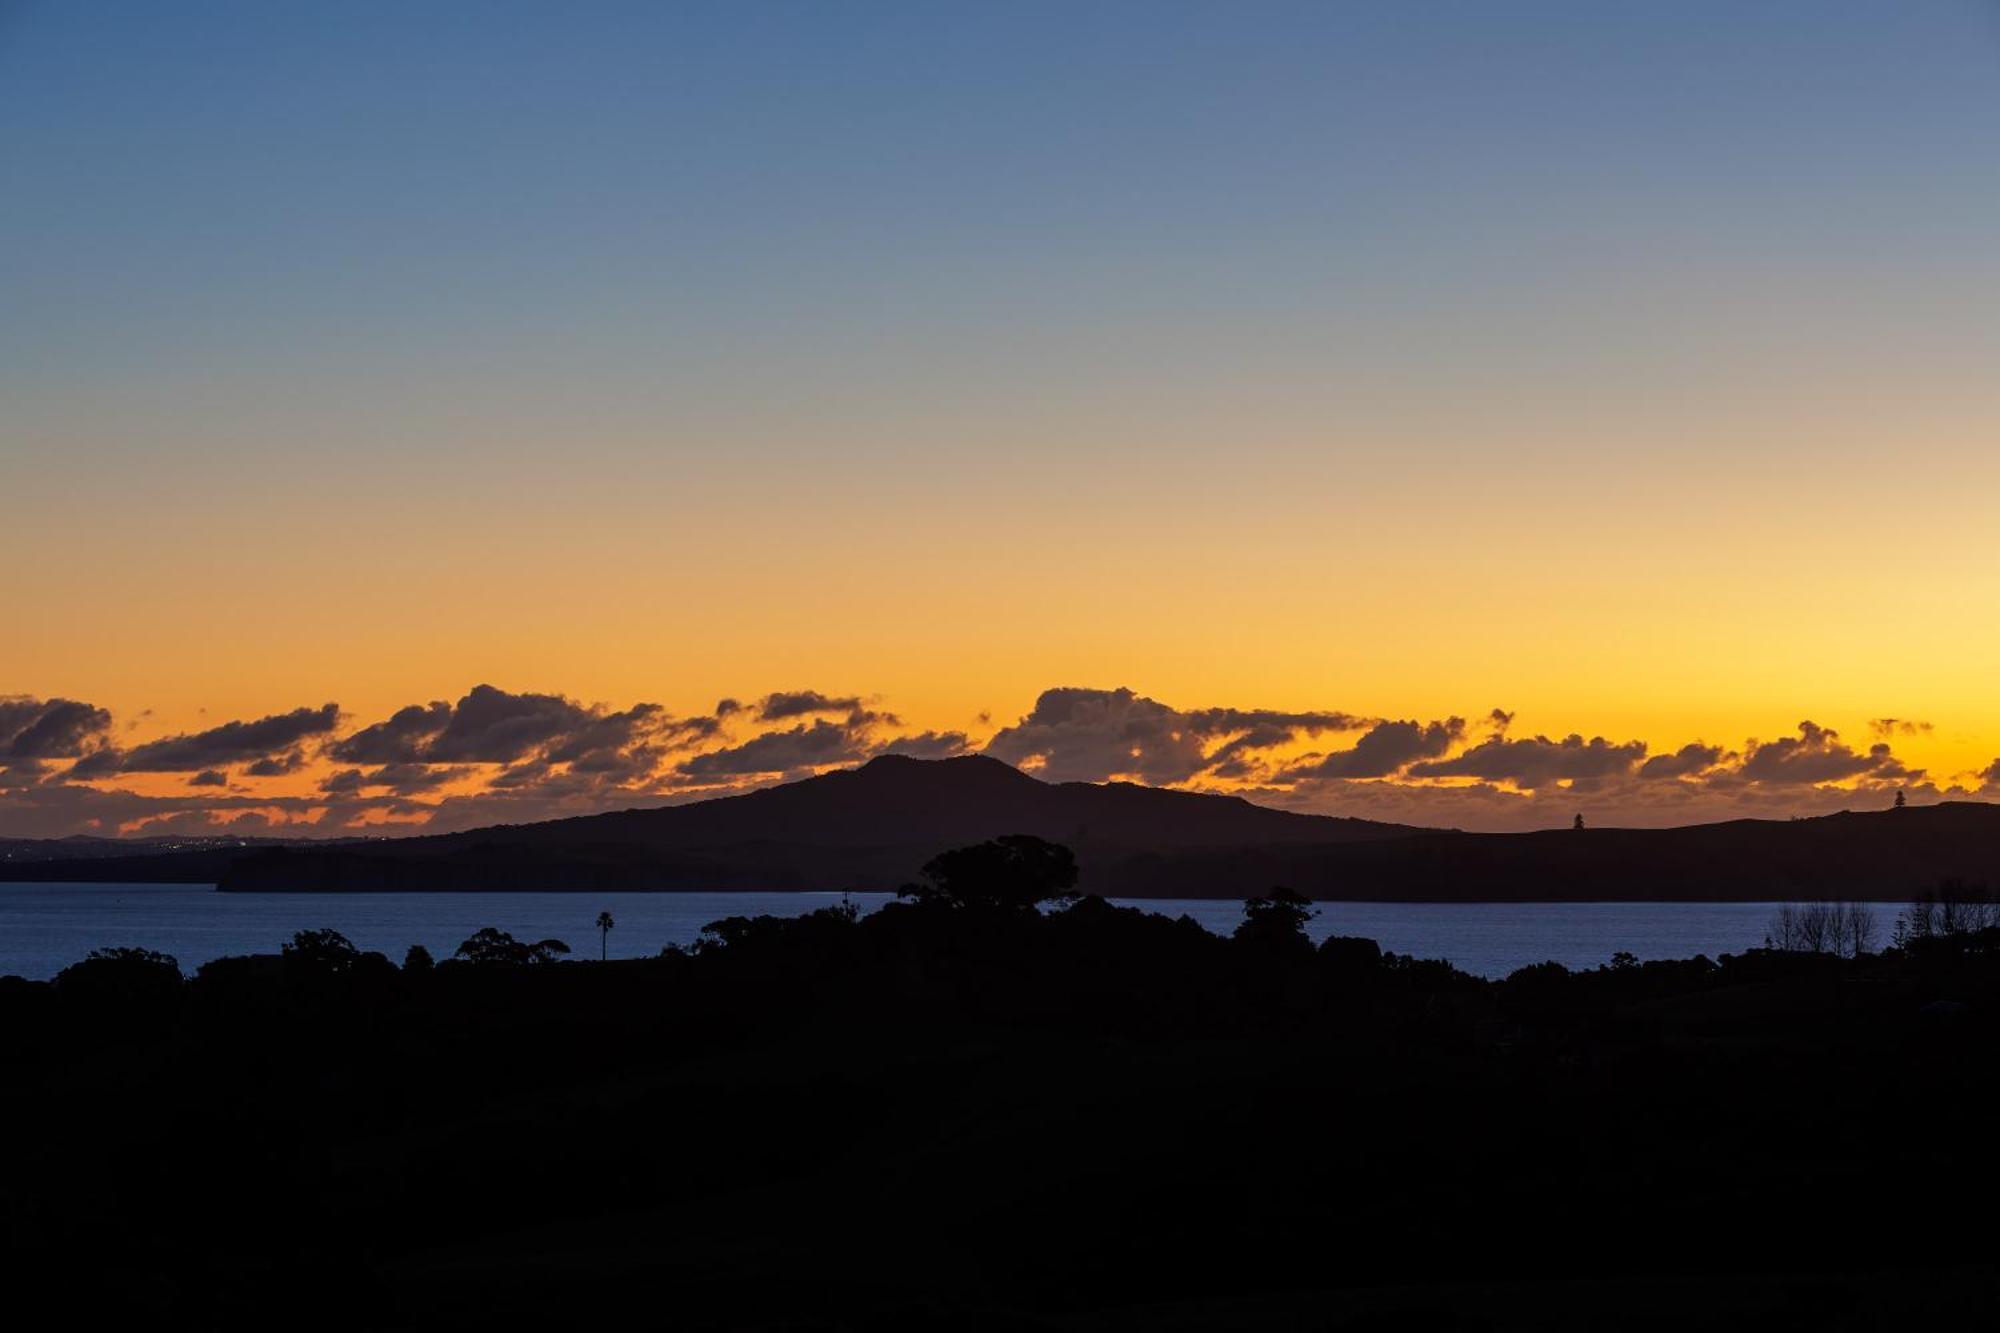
5, 2, 1999, 838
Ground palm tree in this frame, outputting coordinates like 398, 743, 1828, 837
595, 910, 615, 961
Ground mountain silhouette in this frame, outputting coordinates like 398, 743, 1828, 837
8, 755, 2000, 900
495, 753, 1415, 852
209, 754, 1427, 892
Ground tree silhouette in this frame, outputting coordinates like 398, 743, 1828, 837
596, 910, 615, 961
54, 946, 182, 993
1895, 789, 1907, 809
900, 835, 1079, 912
454, 927, 571, 966
1573, 813, 1585, 831
283, 928, 361, 973
1235, 886, 1316, 949
1767, 901, 1877, 957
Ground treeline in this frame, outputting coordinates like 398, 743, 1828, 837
7, 837, 2000, 1328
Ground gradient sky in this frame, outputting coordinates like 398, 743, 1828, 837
5, 2, 1999, 837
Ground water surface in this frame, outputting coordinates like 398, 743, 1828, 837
0, 883, 1900, 981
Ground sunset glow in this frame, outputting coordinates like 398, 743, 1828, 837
6, 2, 1999, 837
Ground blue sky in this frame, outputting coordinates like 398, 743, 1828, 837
4, 2, 1999, 835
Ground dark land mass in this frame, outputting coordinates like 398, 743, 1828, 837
5, 755, 2000, 901
7, 853, 2000, 1329
0, 832, 330, 880
0, 833, 304, 863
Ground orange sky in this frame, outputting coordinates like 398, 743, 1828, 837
5, 4, 1999, 838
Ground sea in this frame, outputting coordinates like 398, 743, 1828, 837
0, 882, 1911, 982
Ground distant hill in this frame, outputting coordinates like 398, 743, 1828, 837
0, 832, 329, 884
0, 833, 303, 864
208, 754, 1425, 892
6, 756, 1999, 900
1080, 802, 2000, 902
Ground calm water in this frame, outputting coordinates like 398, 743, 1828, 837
0, 883, 1899, 981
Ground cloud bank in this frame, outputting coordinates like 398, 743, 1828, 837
0, 683, 1984, 840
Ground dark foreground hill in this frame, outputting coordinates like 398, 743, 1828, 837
7, 894, 2000, 1328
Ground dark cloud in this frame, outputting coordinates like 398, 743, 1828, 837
319, 768, 368, 796
1281, 718, 1465, 781
661, 713, 726, 746
0, 780, 336, 839
319, 763, 466, 798
329, 687, 717, 778
65, 748, 126, 780
2, 680, 1967, 839
874, 730, 972, 760
1, 761, 50, 789
1636, 742, 1727, 779
491, 759, 555, 790
128, 808, 277, 837
424, 685, 594, 763
1186, 706, 1368, 779
1407, 733, 1647, 788
328, 701, 454, 764
542, 704, 664, 763
0, 697, 114, 759
984, 687, 1364, 785
756, 690, 865, 721
1737, 721, 1916, 786
117, 704, 341, 773
1182, 706, 1366, 735
679, 719, 872, 777
984, 687, 1207, 784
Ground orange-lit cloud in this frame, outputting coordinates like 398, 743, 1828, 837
3, 684, 1990, 841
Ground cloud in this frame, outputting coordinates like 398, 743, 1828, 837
679, 718, 872, 777
543, 703, 667, 765
1, 761, 50, 790
874, 730, 972, 760
983, 687, 1363, 785
23, 681, 930, 836
65, 748, 126, 779
246, 750, 309, 777
1736, 721, 1917, 786
1281, 718, 1465, 780
319, 768, 369, 797
327, 701, 454, 764
756, 690, 865, 721
661, 713, 726, 746
115, 704, 342, 773
0, 779, 335, 839
0, 678, 1967, 838
328, 686, 722, 779
1636, 742, 1728, 779
984, 687, 1206, 784
0, 697, 114, 759
423, 686, 596, 763
1407, 732, 1647, 788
